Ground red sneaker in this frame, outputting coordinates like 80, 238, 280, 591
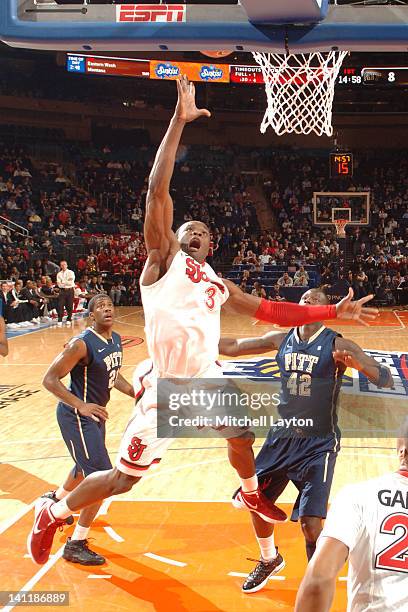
232, 489, 287, 523
27, 498, 66, 565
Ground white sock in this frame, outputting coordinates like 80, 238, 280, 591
241, 474, 258, 493
257, 534, 277, 562
55, 486, 70, 500
49, 498, 72, 520
72, 524, 90, 541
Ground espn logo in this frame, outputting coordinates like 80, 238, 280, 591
117, 4, 186, 23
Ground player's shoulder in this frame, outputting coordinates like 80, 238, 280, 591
112, 330, 122, 345
334, 473, 398, 504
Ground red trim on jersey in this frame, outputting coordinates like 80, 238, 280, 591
397, 469, 408, 478
134, 363, 153, 401
120, 457, 161, 471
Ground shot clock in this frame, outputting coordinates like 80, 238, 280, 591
329, 153, 353, 178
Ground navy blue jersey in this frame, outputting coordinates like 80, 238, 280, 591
68, 327, 123, 407
275, 326, 344, 436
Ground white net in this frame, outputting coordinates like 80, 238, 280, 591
333, 219, 348, 238
252, 51, 348, 137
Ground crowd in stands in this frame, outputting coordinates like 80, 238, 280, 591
228, 150, 408, 305
1, 142, 408, 332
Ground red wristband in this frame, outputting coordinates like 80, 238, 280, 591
254, 298, 336, 327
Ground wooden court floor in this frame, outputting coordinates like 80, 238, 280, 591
1, 307, 407, 611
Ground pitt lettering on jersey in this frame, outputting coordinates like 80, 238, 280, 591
378, 489, 408, 509
185, 257, 225, 292
284, 352, 319, 374
103, 351, 122, 371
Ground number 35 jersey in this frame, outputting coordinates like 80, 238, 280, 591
321, 471, 408, 612
275, 326, 344, 436
141, 250, 229, 378
69, 327, 123, 407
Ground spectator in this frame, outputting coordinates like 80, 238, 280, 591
56, 260, 75, 327
109, 282, 122, 306
251, 282, 267, 298
277, 272, 293, 287
293, 274, 309, 287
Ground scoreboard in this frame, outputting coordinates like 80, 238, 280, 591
337, 66, 408, 87
67, 54, 408, 88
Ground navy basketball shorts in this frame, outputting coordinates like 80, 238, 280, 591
254, 433, 339, 521
57, 403, 112, 477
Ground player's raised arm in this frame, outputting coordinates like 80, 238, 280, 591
224, 281, 378, 327
0, 315, 8, 357
219, 331, 286, 357
333, 337, 393, 388
144, 76, 210, 262
42, 339, 108, 422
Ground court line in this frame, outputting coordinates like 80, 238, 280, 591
1, 547, 65, 612
0, 501, 35, 535
393, 310, 406, 329
104, 526, 124, 543
88, 574, 112, 579
144, 552, 187, 567
116, 309, 143, 320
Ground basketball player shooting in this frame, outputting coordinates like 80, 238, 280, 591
27, 76, 378, 566
220, 288, 393, 593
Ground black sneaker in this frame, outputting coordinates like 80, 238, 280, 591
62, 538, 106, 566
41, 491, 74, 525
242, 550, 285, 593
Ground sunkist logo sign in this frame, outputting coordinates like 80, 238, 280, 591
116, 4, 186, 22
200, 66, 225, 81
155, 63, 180, 79
221, 349, 408, 399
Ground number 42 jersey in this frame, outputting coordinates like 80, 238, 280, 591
321, 471, 408, 612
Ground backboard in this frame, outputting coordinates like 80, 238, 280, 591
1, 1, 408, 52
313, 192, 370, 228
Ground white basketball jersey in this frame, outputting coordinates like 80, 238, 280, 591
140, 250, 229, 378
321, 472, 408, 611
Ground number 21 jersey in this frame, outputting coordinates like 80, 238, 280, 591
321, 471, 408, 612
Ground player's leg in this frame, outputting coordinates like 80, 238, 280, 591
227, 431, 256, 480
292, 449, 338, 561
57, 289, 64, 324
65, 288, 74, 324
56, 410, 116, 564
239, 472, 288, 593
299, 516, 323, 561
28, 400, 172, 565
229, 431, 287, 523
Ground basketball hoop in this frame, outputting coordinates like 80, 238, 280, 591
333, 219, 348, 238
252, 51, 348, 137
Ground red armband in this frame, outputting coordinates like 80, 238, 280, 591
254, 298, 337, 327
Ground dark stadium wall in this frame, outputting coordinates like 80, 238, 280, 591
0, 94, 407, 148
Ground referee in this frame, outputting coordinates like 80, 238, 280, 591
57, 260, 75, 327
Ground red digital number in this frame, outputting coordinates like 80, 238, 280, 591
375, 512, 408, 573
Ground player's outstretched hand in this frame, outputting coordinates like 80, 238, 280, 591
78, 402, 109, 422
175, 75, 211, 123
335, 288, 378, 326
